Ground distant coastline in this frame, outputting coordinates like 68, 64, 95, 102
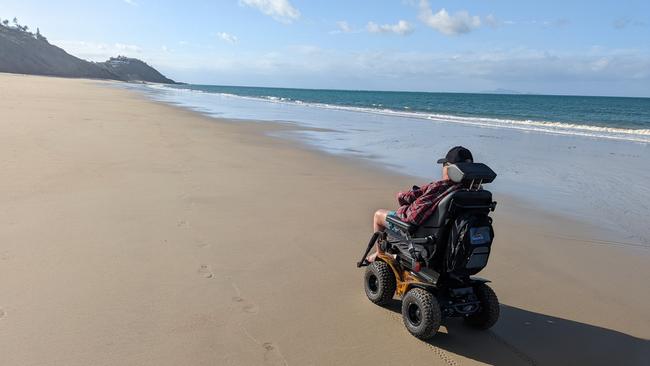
480, 88, 525, 95
0, 20, 176, 84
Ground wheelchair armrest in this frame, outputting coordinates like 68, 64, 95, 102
386, 215, 415, 233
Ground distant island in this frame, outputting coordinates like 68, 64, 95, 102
0, 18, 176, 84
480, 88, 525, 95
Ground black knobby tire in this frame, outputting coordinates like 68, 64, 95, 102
364, 261, 396, 305
464, 283, 500, 329
401, 288, 442, 340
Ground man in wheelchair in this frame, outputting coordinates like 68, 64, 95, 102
358, 146, 500, 339
369, 146, 473, 262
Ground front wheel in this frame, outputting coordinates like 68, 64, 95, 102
364, 261, 396, 305
401, 288, 441, 340
464, 283, 500, 329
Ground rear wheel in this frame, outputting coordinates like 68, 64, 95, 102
401, 288, 441, 340
464, 283, 500, 329
364, 261, 396, 305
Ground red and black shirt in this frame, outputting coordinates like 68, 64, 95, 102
396, 179, 458, 225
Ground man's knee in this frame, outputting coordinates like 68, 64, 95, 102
374, 209, 388, 223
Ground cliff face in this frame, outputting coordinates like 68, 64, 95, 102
0, 24, 176, 83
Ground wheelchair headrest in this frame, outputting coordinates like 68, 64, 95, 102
447, 163, 497, 184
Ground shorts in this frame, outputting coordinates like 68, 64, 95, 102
385, 210, 399, 231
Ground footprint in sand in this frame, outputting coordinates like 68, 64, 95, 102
0, 250, 11, 260
196, 240, 211, 249
177, 220, 190, 228
0, 308, 6, 319
230, 282, 259, 314
262, 342, 288, 366
198, 264, 214, 279
231, 296, 259, 314
242, 328, 287, 366
242, 303, 259, 314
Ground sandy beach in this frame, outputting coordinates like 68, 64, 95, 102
0, 73, 648, 365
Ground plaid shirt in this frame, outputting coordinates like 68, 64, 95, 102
396, 179, 458, 225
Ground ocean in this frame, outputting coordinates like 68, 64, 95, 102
125, 83, 650, 246
165, 84, 650, 143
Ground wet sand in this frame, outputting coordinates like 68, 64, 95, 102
0, 73, 648, 365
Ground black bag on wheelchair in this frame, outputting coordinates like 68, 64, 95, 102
445, 212, 494, 275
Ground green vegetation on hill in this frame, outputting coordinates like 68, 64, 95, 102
0, 18, 176, 84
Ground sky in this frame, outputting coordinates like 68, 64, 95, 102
2, 0, 650, 96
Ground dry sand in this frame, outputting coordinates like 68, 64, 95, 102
0, 73, 648, 365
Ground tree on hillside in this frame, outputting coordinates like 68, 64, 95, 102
36, 27, 47, 41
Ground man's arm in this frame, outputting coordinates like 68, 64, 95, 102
400, 180, 455, 225
397, 184, 426, 206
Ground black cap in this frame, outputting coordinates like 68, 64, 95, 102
437, 146, 473, 164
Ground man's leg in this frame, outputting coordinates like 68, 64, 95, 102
368, 209, 390, 261
373, 209, 390, 232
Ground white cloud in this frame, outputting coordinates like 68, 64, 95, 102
590, 57, 610, 71
239, 0, 300, 23
216, 32, 238, 44
330, 20, 364, 35
115, 43, 140, 52
337, 21, 352, 33
159, 45, 650, 96
612, 17, 647, 29
51, 40, 142, 61
548, 18, 570, 28
485, 14, 500, 28
613, 17, 633, 29
418, 1, 481, 35
366, 20, 414, 35
123, 0, 138, 6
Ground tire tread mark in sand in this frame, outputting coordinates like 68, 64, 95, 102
384, 304, 539, 366
487, 332, 538, 366
542, 233, 648, 250
426, 345, 460, 366
384, 309, 460, 366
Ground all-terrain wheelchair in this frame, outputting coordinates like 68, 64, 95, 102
357, 162, 499, 339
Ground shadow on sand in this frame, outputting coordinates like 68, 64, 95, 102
384, 300, 649, 365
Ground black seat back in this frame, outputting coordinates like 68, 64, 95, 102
417, 162, 496, 238
414, 189, 493, 238
397, 162, 497, 275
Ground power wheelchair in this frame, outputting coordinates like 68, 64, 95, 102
357, 162, 499, 339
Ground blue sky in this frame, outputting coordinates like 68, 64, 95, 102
2, 0, 650, 96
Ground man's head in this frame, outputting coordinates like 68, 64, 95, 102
438, 146, 473, 180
